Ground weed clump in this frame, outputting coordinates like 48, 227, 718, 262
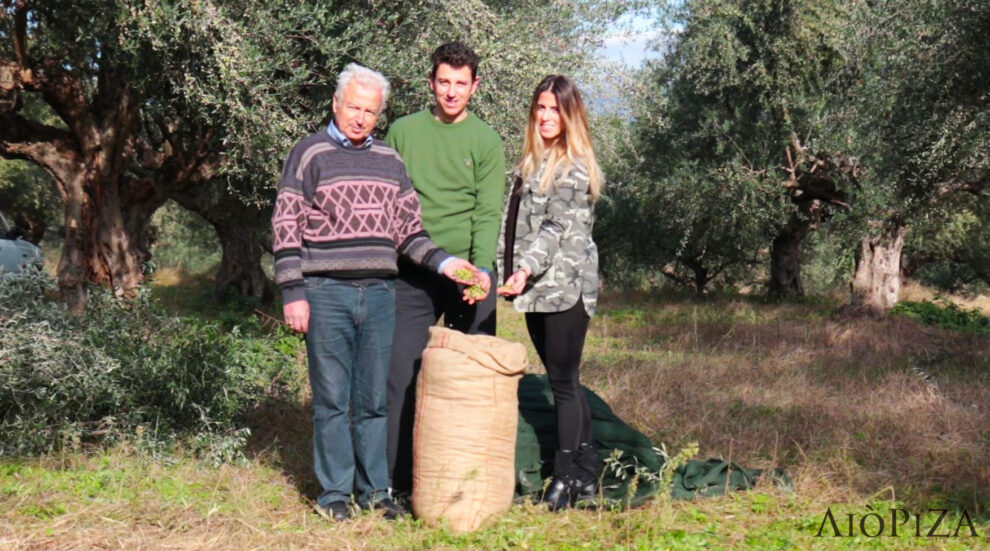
891, 297, 990, 333
0, 270, 299, 462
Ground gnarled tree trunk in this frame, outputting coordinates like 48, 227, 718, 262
662, 257, 714, 296
2, 2, 225, 311
850, 222, 907, 314
768, 129, 854, 301
1, 31, 154, 312
213, 216, 271, 302
55, 167, 165, 312
173, 190, 272, 303
767, 222, 807, 299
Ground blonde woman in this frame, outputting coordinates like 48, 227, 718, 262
497, 75, 603, 510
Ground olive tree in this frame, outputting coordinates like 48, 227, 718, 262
625, 0, 854, 295
842, 0, 989, 312
0, 0, 332, 309
1, 0, 630, 310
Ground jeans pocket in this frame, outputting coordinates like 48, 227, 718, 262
304, 276, 336, 290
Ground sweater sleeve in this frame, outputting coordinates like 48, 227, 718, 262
271, 143, 311, 304
469, 132, 506, 271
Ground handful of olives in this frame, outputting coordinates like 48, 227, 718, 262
464, 285, 488, 300
453, 267, 488, 300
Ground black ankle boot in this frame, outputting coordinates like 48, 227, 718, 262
574, 442, 602, 501
542, 449, 578, 511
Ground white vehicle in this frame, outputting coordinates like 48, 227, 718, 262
0, 210, 42, 274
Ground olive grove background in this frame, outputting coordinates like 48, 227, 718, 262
2, 5, 988, 544
1, 0, 987, 312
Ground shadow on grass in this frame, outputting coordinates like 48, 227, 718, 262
244, 394, 321, 503
149, 268, 283, 334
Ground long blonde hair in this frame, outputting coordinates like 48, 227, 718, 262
519, 75, 603, 202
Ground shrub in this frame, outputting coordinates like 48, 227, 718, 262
0, 270, 301, 460
890, 297, 990, 334
915, 261, 988, 296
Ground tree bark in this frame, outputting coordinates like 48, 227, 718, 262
767, 221, 807, 299
1, 3, 235, 311
213, 218, 271, 302
0, 139, 153, 313
662, 259, 711, 295
172, 190, 272, 303
693, 265, 709, 296
56, 170, 165, 312
768, 130, 855, 301
850, 222, 907, 314
1, 38, 153, 311
55, 170, 89, 312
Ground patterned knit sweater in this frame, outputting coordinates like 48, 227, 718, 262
272, 132, 451, 304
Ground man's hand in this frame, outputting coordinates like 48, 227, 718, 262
283, 300, 310, 333
443, 259, 490, 304
461, 269, 491, 304
443, 258, 479, 285
496, 268, 529, 296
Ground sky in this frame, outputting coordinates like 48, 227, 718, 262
597, 12, 663, 68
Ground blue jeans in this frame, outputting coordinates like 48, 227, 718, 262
304, 276, 394, 508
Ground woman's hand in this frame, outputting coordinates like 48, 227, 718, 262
496, 268, 529, 296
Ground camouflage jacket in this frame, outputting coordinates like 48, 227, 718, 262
496, 159, 599, 316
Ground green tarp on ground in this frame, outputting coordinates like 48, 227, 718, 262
515, 374, 790, 507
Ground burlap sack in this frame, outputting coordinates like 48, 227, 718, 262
412, 326, 527, 532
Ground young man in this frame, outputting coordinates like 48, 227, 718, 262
272, 63, 477, 521
385, 42, 507, 497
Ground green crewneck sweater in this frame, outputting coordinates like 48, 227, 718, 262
386, 109, 506, 271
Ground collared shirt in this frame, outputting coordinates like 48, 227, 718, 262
326, 120, 373, 149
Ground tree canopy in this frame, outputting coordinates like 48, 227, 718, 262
0, 0, 629, 309
1, 0, 986, 311
603, 0, 988, 307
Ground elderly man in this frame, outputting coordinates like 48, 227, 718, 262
272, 63, 477, 521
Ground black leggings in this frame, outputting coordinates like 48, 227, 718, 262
525, 297, 592, 451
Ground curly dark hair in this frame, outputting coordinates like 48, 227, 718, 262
430, 42, 480, 79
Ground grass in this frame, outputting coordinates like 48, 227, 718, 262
901, 281, 990, 316
148, 266, 284, 329
2, 284, 988, 549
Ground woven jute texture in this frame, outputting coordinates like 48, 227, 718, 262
412, 326, 527, 533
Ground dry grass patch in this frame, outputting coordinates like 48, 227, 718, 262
2, 291, 987, 549
901, 280, 990, 315
567, 294, 990, 515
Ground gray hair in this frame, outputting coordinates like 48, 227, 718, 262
334, 63, 390, 111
